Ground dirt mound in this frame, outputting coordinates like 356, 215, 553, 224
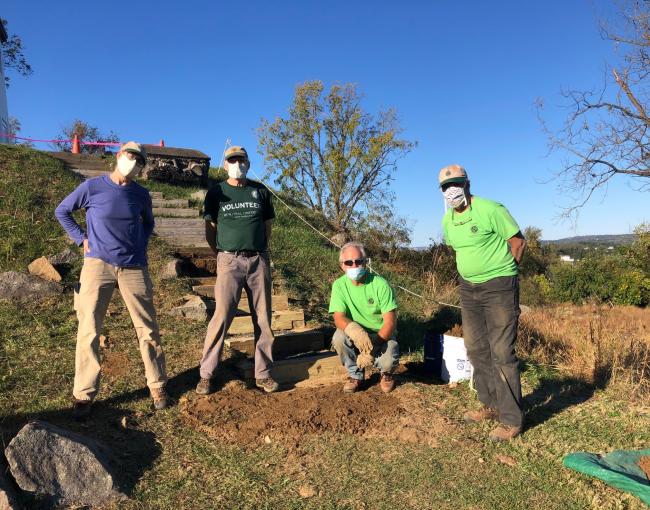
181, 380, 447, 448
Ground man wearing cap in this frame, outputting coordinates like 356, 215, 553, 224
438, 164, 526, 441
329, 241, 399, 394
55, 142, 168, 419
196, 146, 279, 394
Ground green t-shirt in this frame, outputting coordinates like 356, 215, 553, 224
328, 273, 398, 333
442, 196, 520, 283
203, 180, 275, 251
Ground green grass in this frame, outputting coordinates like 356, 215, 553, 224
0, 145, 649, 509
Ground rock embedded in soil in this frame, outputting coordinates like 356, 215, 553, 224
27, 257, 61, 282
47, 248, 78, 267
4, 421, 126, 507
0, 272, 63, 301
168, 294, 208, 321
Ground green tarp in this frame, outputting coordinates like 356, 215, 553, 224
563, 449, 650, 505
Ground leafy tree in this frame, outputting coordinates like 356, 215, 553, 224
1, 18, 32, 87
7, 116, 33, 147
518, 226, 551, 277
53, 119, 119, 155
257, 81, 416, 233
538, 1, 650, 218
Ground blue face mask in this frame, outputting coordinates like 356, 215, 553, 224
346, 267, 367, 282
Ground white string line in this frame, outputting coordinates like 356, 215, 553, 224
249, 167, 461, 310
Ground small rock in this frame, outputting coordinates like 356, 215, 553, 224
0, 272, 63, 301
447, 382, 458, 389
496, 454, 518, 467
27, 257, 61, 283
160, 259, 182, 280
99, 335, 109, 348
478, 458, 484, 464
5, 420, 126, 507
168, 295, 208, 321
520, 304, 532, 316
0, 467, 21, 510
47, 248, 78, 267
264, 436, 272, 444
298, 484, 316, 498
190, 190, 207, 202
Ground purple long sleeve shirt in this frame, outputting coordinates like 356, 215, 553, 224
55, 175, 154, 267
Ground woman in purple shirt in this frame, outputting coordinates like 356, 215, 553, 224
55, 141, 168, 419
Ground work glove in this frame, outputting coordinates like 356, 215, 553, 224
356, 352, 375, 370
344, 321, 374, 353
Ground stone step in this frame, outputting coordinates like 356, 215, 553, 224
152, 199, 190, 208
227, 309, 305, 334
226, 328, 324, 357
198, 290, 289, 313
149, 191, 163, 199
236, 351, 346, 385
153, 207, 200, 218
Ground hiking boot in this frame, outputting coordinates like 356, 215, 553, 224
195, 377, 215, 395
379, 373, 396, 393
489, 424, 522, 442
151, 387, 169, 410
463, 406, 498, 423
72, 399, 92, 421
255, 377, 280, 393
343, 377, 362, 393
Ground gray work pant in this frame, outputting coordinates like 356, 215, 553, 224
459, 275, 523, 428
199, 251, 274, 380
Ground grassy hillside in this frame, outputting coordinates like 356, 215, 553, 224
0, 145, 648, 509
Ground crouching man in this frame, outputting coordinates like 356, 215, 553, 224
329, 242, 399, 393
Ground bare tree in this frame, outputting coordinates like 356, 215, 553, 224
539, 1, 650, 218
257, 81, 415, 233
54, 119, 119, 155
1, 19, 33, 87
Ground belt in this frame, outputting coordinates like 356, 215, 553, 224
221, 250, 265, 258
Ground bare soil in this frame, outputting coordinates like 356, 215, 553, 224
639, 455, 650, 480
180, 378, 449, 449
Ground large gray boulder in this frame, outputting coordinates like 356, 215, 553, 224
47, 248, 78, 267
0, 467, 21, 510
0, 272, 63, 301
5, 421, 126, 507
168, 294, 208, 321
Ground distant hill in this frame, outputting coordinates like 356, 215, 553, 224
542, 234, 634, 246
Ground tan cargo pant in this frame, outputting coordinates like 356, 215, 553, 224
73, 257, 167, 401
200, 251, 274, 380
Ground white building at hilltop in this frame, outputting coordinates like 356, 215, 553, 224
0, 21, 8, 144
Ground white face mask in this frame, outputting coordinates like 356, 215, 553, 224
227, 160, 249, 179
443, 184, 467, 209
117, 154, 141, 178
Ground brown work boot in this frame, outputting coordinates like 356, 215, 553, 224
343, 377, 361, 393
255, 377, 280, 393
195, 377, 215, 395
463, 406, 498, 423
72, 399, 92, 421
489, 424, 522, 442
151, 387, 168, 410
379, 373, 396, 393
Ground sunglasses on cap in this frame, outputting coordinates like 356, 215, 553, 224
342, 258, 365, 267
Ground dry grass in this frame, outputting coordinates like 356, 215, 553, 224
519, 304, 650, 396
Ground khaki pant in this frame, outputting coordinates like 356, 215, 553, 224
73, 257, 167, 401
200, 252, 274, 380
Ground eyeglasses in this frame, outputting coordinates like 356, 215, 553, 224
342, 259, 365, 267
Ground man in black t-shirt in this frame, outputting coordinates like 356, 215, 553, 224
196, 146, 279, 394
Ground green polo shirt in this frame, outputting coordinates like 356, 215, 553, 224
442, 196, 520, 284
328, 273, 398, 333
203, 180, 274, 252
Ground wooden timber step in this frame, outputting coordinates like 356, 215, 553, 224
197, 290, 289, 313
224, 309, 304, 334
149, 191, 163, 199
152, 199, 190, 208
74, 168, 110, 178
237, 350, 346, 385
226, 328, 325, 358
153, 207, 200, 218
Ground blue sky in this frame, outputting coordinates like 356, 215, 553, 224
3, 0, 648, 246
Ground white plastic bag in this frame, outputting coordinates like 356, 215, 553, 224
440, 335, 473, 383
